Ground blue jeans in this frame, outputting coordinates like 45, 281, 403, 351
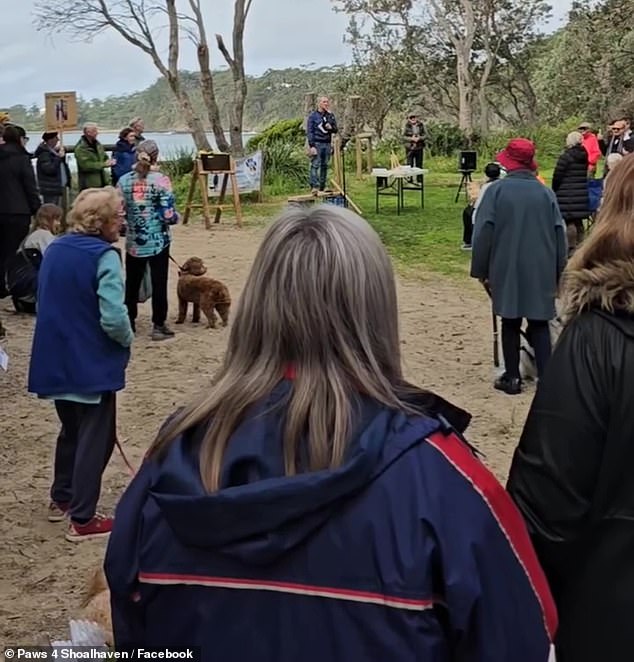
309, 143, 332, 190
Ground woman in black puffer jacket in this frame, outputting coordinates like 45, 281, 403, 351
552, 131, 590, 254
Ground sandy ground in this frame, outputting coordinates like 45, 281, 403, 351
0, 221, 536, 645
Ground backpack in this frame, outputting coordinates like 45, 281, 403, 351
6, 245, 42, 303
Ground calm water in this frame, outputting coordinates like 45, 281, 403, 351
34, 131, 256, 171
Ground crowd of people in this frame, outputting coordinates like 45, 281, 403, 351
0, 116, 178, 340
2, 104, 634, 661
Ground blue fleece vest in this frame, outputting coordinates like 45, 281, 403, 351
28, 233, 130, 397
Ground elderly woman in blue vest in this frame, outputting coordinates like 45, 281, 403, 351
105, 205, 556, 661
28, 187, 133, 543
118, 139, 178, 341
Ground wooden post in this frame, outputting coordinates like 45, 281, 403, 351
198, 164, 211, 229
355, 137, 363, 179
229, 157, 243, 227
366, 137, 373, 172
341, 95, 361, 141
214, 175, 229, 224
182, 159, 211, 228
303, 93, 316, 151
182, 162, 199, 225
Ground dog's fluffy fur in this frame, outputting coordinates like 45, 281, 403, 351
80, 567, 113, 645
176, 257, 231, 329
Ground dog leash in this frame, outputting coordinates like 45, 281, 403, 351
115, 436, 137, 477
169, 255, 183, 271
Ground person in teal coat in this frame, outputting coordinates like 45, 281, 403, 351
471, 138, 567, 395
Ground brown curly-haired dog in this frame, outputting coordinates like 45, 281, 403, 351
176, 257, 231, 329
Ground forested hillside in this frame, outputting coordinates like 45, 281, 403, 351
6, 67, 343, 132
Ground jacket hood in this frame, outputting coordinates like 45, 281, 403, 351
567, 144, 588, 163
115, 139, 135, 152
149, 381, 467, 566
0, 142, 28, 160
34, 143, 51, 157
561, 259, 634, 335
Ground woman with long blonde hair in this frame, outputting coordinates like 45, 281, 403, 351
106, 206, 555, 661
29, 187, 133, 542
508, 153, 634, 662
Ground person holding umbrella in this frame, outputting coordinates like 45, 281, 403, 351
471, 138, 567, 395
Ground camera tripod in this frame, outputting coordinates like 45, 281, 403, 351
454, 169, 474, 203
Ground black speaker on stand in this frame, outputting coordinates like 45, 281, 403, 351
455, 150, 477, 203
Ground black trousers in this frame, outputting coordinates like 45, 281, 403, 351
125, 247, 170, 327
406, 149, 423, 168
51, 392, 116, 523
462, 205, 474, 245
0, 215, 31, 299
501, 318, 552, 379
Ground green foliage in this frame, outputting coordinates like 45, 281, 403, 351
161, 147, 196, 179
247, 119, 304, 150
261, 141, 307, 192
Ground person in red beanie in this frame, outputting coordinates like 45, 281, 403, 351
470, 138, 568, 395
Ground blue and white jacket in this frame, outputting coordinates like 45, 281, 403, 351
105, 381, 556, 661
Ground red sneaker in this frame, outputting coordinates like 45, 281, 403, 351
65, 514, 113, 542
48, 501, 70, 523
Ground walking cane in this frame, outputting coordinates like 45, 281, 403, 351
481, 281, 500, 368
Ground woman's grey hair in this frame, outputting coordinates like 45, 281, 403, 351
150, 205, 418, 491
566, 131, 583, 148
68, 187, 121, 235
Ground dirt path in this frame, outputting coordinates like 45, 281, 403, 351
0, 222, 534, 644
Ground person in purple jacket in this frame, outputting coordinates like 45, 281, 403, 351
105, 205, 557, 661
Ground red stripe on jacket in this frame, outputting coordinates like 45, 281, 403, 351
426, 431, 558, 641
138, 572, 439, 611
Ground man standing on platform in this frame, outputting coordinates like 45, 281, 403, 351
307, 96, 338, 195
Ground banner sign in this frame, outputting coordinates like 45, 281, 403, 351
208, 150, 263, 196
44, 91, 79, 131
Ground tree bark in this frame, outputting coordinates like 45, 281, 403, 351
187, 0, 230, 152
215, 0, 252, 156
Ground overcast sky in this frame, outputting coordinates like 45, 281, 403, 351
1, 0, 572, 108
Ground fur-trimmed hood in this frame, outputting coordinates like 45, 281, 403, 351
560, 259, 634, 322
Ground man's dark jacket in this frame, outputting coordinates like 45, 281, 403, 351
35, 143, 71, 198
0, 143, 41, 216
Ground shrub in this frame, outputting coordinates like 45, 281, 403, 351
247, 118, 304, 151
262, 140, 307, 192
161, 147, 196, 179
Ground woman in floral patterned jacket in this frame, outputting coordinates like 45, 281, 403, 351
117, 139, 179, 342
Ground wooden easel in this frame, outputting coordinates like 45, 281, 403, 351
182, 158, 243, 228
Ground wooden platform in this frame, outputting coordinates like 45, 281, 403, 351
287, 191, 340, 203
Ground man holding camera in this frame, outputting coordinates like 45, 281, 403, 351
307, 96, 338, 195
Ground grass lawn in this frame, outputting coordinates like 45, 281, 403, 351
178, 157, 556, 281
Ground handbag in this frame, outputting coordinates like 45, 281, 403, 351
138, 263, 152, 303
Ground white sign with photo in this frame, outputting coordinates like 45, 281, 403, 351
208, 150, 263, 197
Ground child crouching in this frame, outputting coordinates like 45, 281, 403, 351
7, 203, 62, 314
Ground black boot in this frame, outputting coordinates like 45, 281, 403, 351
494, 373, 522, 395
